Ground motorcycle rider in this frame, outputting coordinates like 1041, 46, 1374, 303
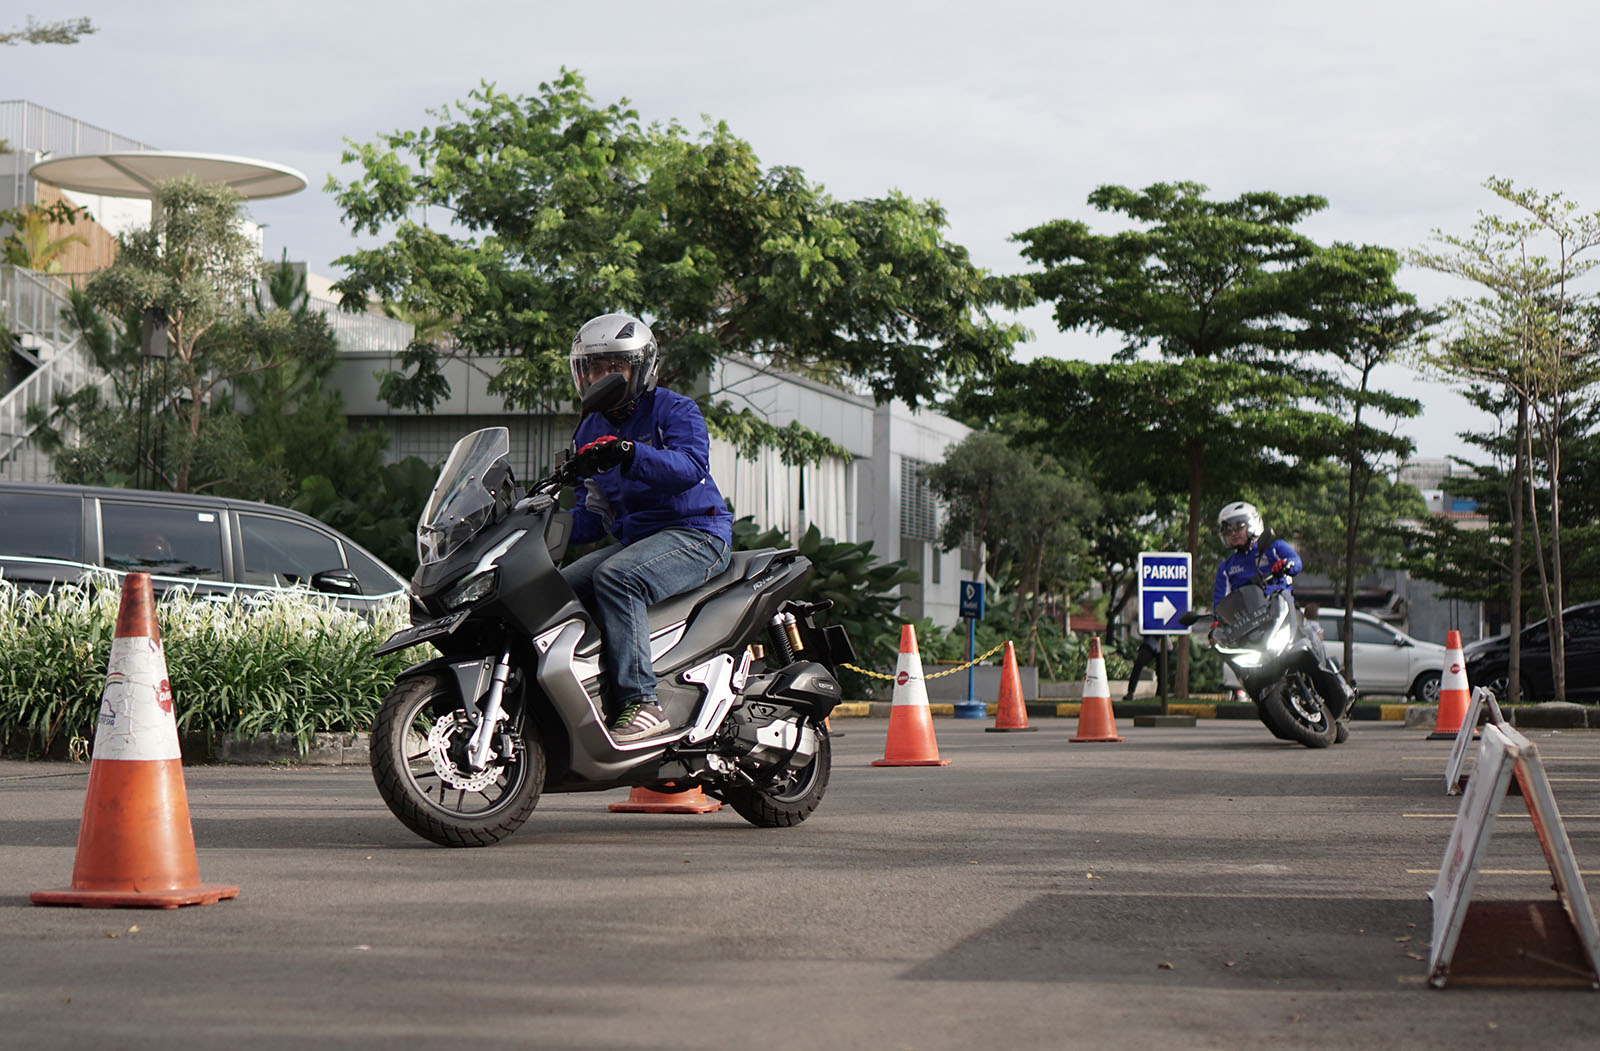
1212, 500, 1355, 718
560, 313, 734, 743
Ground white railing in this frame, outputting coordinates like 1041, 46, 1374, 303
0, 265, 111, 481
308, 295, 414, 353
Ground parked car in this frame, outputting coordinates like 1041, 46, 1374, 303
1316, 609, 1447, 702
0, 481, 407, 614
1462, 600, 1600, 704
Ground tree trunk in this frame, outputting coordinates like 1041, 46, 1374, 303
1180, 438, 1204, 698
1509, 393, 1525, 704
1547, 405, 1566, 700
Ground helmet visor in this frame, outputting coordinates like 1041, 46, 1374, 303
1218, 515, 1252, 544
570, 350, 644, 397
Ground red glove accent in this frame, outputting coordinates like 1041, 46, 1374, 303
1270, 558, 1289, 574
577, 435, 620, 457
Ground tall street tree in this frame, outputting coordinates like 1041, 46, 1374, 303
1010, 183, 1401, 692
328, 72, 1029, 453
1411, 178, 1600, 700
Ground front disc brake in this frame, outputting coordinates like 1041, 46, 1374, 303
426, 711, 501, 793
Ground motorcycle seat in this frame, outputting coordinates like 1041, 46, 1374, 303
575, 547, 799, 655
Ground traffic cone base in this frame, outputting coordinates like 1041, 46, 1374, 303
874, 625, 951, 766
1429, 630, 1470, 740
987, 640, 1037, 732
33, 574, 237, 909
609, 784, 723, 813
1071, 637, 1124, 742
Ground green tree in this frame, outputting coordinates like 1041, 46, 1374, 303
1412, 178, 1600, 700
0, 16, 95, 46
1293, 244, 1437, 671
1012, 182, 1408, 694
922, 431, 1100, 664
328, 72, 1028, 448
957, 357, 1319, 693
1, 200, 88, 272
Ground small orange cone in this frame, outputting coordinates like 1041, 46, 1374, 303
609, 783, 723, 814
1071, 637, 1124, 743
33, 574, 238, 909
1429, 630, 1471, 740
986, 641, 1036, 733
872, 624, 951, 766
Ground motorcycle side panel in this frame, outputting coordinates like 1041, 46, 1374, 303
654, 558, 813, 673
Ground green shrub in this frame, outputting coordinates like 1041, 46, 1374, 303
0, 575, 418, 757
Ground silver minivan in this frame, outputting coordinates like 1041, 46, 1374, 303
0, 481, 407, 613
1317, 609, 1446, 702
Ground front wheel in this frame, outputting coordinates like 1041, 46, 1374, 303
370, 674, 545, 847
1260, 672, 1336, 748
722, 730, 831, 828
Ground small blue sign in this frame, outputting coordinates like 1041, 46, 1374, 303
1137, 552, 1191, 635
959, 580, 985, 620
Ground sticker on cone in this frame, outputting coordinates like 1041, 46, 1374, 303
1429, 629, 1471, 740
32, 573, 238, 909
873, 624, 951, 766
1071, 636, 1123, 742
987, 640, 1036, 732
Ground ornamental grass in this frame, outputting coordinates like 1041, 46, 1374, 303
0, 574, 418, 758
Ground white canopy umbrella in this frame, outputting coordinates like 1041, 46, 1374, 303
29, 151, 307, 202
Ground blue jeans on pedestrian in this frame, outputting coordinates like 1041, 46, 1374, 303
559, 527, 731, 713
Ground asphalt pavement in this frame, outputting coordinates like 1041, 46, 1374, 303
2, 719, 1598, 1050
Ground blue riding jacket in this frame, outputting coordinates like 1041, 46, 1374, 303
1213, 538, 1302, 606
570, 387, 734, 549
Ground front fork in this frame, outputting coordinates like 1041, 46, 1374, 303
465, 646, 513, 771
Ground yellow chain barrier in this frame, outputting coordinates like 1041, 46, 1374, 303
841, 641, 1007, 681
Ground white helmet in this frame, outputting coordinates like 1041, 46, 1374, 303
1216, 500, 1263, 549
569, 312, 660, 410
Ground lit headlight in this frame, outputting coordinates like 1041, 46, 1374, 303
444, 569, 498, 609
1219, 646, 1262, 667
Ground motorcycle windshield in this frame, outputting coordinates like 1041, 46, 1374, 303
417, 427, 512, 566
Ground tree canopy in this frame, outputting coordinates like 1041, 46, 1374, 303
328, 72, 1030, 426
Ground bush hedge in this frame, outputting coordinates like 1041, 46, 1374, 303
0, 576, 419, 758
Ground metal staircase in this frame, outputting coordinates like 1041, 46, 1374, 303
0, 264, 110, 482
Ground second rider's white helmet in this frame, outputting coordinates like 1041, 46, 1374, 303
569, 312, 660, 408
1216, 500, 1263, 549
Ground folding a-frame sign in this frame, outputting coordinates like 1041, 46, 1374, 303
1428, 723, 1600, 988
1444, 687, 1505, 796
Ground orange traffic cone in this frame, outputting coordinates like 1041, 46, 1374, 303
609, 783, 723, 814
872, 624, 951, 766
986, 641, 1036, 733
1428, 630, 1471, 740
1071, 637, 1124, 742
32, 574, 238, 909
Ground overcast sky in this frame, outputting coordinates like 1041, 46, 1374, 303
11, 0, 1600, 460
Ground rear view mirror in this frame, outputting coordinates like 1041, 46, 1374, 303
312, 569, 362, 596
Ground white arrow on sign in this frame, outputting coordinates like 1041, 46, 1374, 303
1153, 595, 1177, 624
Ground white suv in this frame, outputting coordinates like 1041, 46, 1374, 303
1317, 610, 1446, 702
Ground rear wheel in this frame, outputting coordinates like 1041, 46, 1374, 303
370, 674, 545, 847
1410, 671, 1442, 705
1260, 672, 1336, 748
723, 730, 831, 828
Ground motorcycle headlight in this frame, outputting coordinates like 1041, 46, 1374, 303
1219, 646, 1262, 668
443, 568, 498, 610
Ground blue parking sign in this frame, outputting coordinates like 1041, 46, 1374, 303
1137, 552, 1190, 635
959, 580, 984, 620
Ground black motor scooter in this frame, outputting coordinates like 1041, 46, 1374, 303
368, 373, 854, 845
1181, 533, 1351, 748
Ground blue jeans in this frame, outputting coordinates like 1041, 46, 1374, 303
559, 528, 731, 712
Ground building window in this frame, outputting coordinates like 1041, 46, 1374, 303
899, 457, 938, 542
